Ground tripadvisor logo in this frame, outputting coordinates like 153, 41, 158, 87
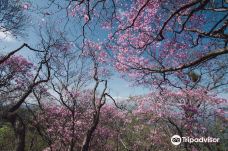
171, 135, 182, 145
171, 135, 220, 145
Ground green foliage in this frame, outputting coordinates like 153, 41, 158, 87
0, 124, 15, 151
0, 122, 48, 151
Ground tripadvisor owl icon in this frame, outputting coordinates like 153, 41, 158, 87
171, 135, 181, 145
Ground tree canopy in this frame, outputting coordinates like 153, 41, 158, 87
0, 0, 227, 151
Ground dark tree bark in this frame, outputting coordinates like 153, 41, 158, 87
81, 114, 100, 151
7, 114, 26, 151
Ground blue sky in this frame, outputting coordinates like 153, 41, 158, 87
0, 28, 149, 100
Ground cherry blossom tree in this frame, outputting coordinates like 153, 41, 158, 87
36, 0, 227, 92
105, 0, 228, 91
36, 93, 126, 151
35, 87, 227, 151
0, 0, 227, 151
0, 47, 52, 151
121, 88, 227, 150
24, 29, 121, 150
0, 22, 61, 151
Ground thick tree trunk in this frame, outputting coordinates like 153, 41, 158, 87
81, 114, 99, 151
2, 112, 26, 151
11, 115, 26, 151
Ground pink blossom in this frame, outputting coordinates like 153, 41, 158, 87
84, 15, 89, 22
22, 3, 30, 10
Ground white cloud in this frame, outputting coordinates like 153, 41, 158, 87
112, 96, 128, 101
0, 30, 15, 42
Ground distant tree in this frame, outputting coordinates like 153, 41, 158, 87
124, 89, 227, 150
